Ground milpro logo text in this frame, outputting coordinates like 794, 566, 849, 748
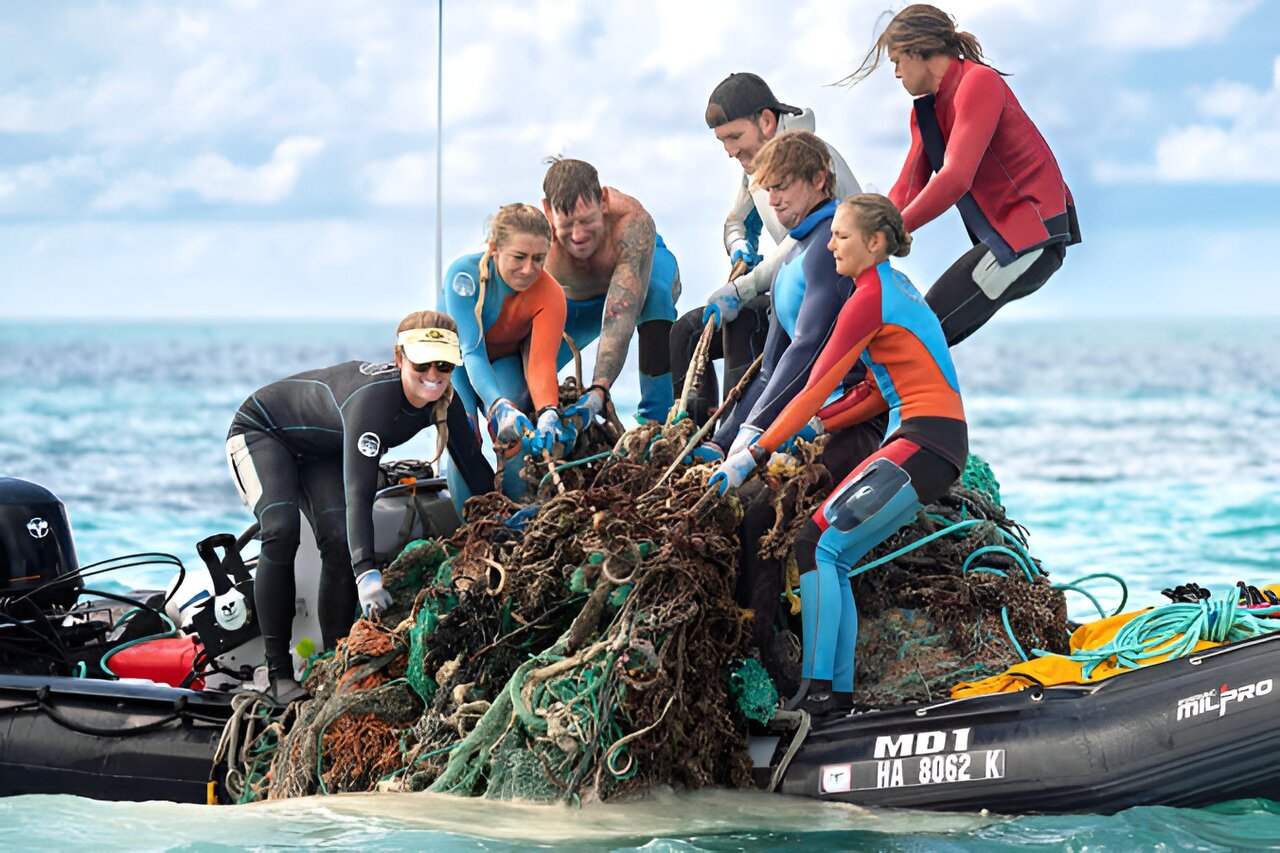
1176, 679, 1272, 721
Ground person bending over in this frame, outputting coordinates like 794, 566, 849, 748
542, 157, 681, 429
444, 203, 570, 501
225, 311, 491, 703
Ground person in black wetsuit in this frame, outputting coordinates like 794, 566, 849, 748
224, 310, 493, 702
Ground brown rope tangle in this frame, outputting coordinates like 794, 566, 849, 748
223, 334, 1069, 803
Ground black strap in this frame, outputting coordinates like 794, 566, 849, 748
913, 95, 1015, 264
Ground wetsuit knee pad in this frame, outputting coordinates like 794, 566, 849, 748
817, 459, 922, 566
638, 320, 674, 376
795, 519, 822, 576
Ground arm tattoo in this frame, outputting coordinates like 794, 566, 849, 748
592, 211, 656, 387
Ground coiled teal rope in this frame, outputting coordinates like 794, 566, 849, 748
1053, 572, 1129, 620
1037, 594, 1280, 679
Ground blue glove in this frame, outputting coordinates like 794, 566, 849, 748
778, 416, 825, 454
707, 445, 758, 495
562, 386, 606, 431
503, 504, 543, 531
683, 442, 725, 465
489, 399, 533, 446
731, 247, 764, 271
702, 282, 743, 330
356, 569, 393, 619
553, 415, 579, 456
531, 408, 561, 456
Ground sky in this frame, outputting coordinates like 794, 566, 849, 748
2, 0, 1279, 320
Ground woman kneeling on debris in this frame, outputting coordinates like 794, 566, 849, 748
709, 194, 968, 716
444, 203, 571, 502
225, 311, 493, 703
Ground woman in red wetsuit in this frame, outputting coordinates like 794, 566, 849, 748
844, 4, 1081, 345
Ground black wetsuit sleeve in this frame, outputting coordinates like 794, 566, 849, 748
341, 382, 400, 576
742, 241, 851, 432
711, 319, 789, 448
444, 393, 495, 497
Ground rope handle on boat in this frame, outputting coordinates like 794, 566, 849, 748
31, 685, 193, 737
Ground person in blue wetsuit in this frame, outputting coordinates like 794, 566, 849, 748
711, 195, 967, 716
688, 130, 888, 660
541, 158, 681, 429
444, 203, 570, 503
225, 311, 492, 703
699, 129, 851, 460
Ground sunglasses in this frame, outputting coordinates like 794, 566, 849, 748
409, 360, 456, 374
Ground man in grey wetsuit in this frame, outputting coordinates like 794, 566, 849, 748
670, 72, 861, 423
225, 311, 492, 702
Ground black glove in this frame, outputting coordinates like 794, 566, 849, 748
1161, 582, 1211, 604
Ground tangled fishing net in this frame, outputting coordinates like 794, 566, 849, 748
233, 382, 1068, 803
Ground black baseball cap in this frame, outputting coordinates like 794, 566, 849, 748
705, 73, 802, 128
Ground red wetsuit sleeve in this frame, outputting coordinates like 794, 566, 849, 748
888, 113, 931, 213
526, 270, 568, 412
899, 66, 1005, 233
758, 274, 883, 453
818, 376, 888, 431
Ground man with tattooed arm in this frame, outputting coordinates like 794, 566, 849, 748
542, 158, 682, 433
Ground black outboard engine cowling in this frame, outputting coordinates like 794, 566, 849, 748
0, 477, 81, 610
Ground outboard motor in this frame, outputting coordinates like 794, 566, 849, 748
0, 477, 81, 610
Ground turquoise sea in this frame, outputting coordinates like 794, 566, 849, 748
2, 318, 1279, 850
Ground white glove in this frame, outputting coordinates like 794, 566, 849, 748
728, 424, 762, 456
356, 569, 393, 619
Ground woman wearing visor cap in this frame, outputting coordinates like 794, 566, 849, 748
224, 310, 492, 703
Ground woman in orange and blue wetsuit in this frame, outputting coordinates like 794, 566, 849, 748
443, 203, 570, 502
710, 194, 966, 715
844, 4, 1080, 345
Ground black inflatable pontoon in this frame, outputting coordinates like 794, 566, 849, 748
761, 631, 1280, 812
0, 674, 231, 803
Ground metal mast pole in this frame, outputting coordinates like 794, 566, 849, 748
434, 0, 444, 305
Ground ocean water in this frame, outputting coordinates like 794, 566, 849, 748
2, 318, 1279, 849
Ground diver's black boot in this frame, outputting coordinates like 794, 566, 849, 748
788, 679, 838, 717
266, 655, 308, 705
268, 673, 308, 705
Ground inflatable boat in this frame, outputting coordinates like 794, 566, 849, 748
0, 472, 458, 803
756, 630, 1280, 811
2, 476, 1277, 811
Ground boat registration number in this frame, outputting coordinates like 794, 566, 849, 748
821, 749, 1005, 793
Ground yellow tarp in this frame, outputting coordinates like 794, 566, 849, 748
949, 583, 1280, 699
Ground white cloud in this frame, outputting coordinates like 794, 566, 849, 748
1096, 55, 1280, 183
183, 136, 325, 203
0, 156, 103, 211
2, 0, 1276, 318
91, 136, 325, 210
363, 153, 431, 205
1084, 0, 1258, 49
1, 220, 433, 319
